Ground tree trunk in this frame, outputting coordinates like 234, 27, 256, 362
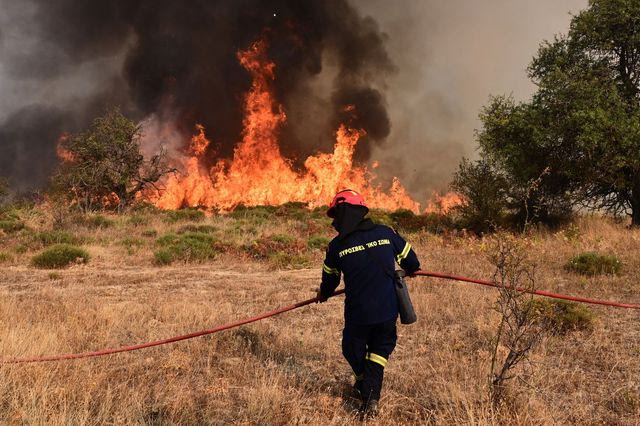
632, 199, 640, 227
631, 186, 640, 227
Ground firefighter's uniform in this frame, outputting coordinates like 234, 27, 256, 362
320, 223, 420, 404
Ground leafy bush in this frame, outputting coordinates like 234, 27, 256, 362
245, 234, 309, 269
0, 220, 25, 233
367, 208, 454, 234
51, 109, 173, 211
565, 252, 621, 276
128, 215, 149, 226
451, 157, 508, 234
33, 230, 82, 247
366, 209, 394, 227
154, 232, 221, 265
177, 224, 217, 234
31, 244, 90, 269
229, 205, 278, 220
275, 202, 309, 220
0, 252, 12, 263
74, 214, 115, 229
119, 238, 145, 255
308, 235, 330, 250
390, 209, 454, 234
141, 229, 158, 238
163, 209, 205, 223
532, 299, 595, 333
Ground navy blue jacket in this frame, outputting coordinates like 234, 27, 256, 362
320, 224, 420, 325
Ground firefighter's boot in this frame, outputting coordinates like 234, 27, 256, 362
358, 399, 379, 420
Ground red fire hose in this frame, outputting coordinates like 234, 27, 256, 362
1, 270, 638, 364
412, 271, 640, 309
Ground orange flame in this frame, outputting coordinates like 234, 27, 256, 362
150, 39, 420, 213
425, 192, 466, 214
56, 133, 75, 162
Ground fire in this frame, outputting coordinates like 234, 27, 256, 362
150, 39, 420, 213
425, 192, 466, 214
56, 133, 75, 162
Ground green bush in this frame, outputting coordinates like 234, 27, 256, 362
308, 235, 330, 250
31, 244, 90, 269
229, 205, 278, 220
565, 252, 622, 276
141, 229, 158, 238
154, 232, 220, 265
389, 209, 454, 233
33, 230, 82, 246
244, 234, 309, 268
275, 202, 309, 220
366, 209, 394, 227
163, 209, 205, 223
128, 215, 149, 226
119, 238, 145, 255
532, 299, 595, 333
75, 214, 115, 229
0, 220, 25, 233
177, 224, 217, 234
268, 252, 311, 269
0, 252, 12, 263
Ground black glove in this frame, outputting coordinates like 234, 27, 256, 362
316, 288, 328, 303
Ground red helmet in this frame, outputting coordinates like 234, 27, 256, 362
327, 189, 368, 218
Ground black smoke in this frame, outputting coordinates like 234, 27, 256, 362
0, 0, 394, 191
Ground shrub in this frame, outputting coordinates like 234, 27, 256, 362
31, 244, 90, 269
451, 157, 509, 234
565, 252, 621, 276
75, 214, 115, 229
177, 224, 217, 234
128, 215, 149, 226
154, 232, 220, 265
367, 208, 453, 234
51, 109, 174, 211
366, 209, 394, 227
141, 229, 158, 238
308, 235, 330, 250
120, 238, 144, 255
33, 230, 82, 247
0, 220, 25, 233
532, 299, 595, 333
163, 209, 205, 223
229, 205, 278, 220
245, 234, 309, 268
0, 252, 12, 263
389, 209, 454, 234
275, 202, 309, 220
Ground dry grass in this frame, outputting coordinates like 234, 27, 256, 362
1, 208, 640, 424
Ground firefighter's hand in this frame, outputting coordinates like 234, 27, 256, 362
316, 288, 328, 303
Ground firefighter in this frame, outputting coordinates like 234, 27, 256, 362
317, 189, 420, 418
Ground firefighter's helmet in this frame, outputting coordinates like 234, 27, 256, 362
327, 189, 368, 218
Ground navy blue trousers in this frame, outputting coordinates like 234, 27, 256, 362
342, 319, 397, 401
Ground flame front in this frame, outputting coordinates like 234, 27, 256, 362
151, 40, 420, 213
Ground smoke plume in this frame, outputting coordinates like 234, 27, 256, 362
0, 0, 588, 201
0, 0, 393, 191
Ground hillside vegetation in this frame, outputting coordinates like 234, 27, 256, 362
0, 204, 639, 424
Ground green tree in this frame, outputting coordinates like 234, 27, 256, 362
53, 109, 174, 211
451, 157, 509, 234
468, 0, 640, 226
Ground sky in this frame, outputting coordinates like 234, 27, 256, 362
351, 0, 588, 198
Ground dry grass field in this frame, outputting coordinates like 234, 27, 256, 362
1, 204, 639, 424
